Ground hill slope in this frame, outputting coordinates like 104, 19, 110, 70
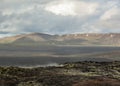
0, 33, 120, 46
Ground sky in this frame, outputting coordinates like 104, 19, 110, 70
0, 0, 120, 37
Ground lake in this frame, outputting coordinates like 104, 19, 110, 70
0, 45, 120, 66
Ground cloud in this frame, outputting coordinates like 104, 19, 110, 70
0, 34, 14, 38
44, 0, 99, 16
2, 6, 35, 16
96, 4, 120, 31
0, 0, 120, 36
80, 0, 120, 33
81, 23, 102, 33
100, 6, 119, 20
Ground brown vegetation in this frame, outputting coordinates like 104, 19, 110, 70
0, 61, 120, 86
73, 77, 120, 86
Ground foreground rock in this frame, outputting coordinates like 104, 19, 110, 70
0, 61, 120, 86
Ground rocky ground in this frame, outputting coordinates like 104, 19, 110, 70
0, 61, 120, 86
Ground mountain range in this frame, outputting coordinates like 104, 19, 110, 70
0, 33, 120, 46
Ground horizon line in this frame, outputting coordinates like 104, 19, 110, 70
0, 32, 120, 38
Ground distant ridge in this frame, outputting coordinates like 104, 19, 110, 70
0, 32, 120, 46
